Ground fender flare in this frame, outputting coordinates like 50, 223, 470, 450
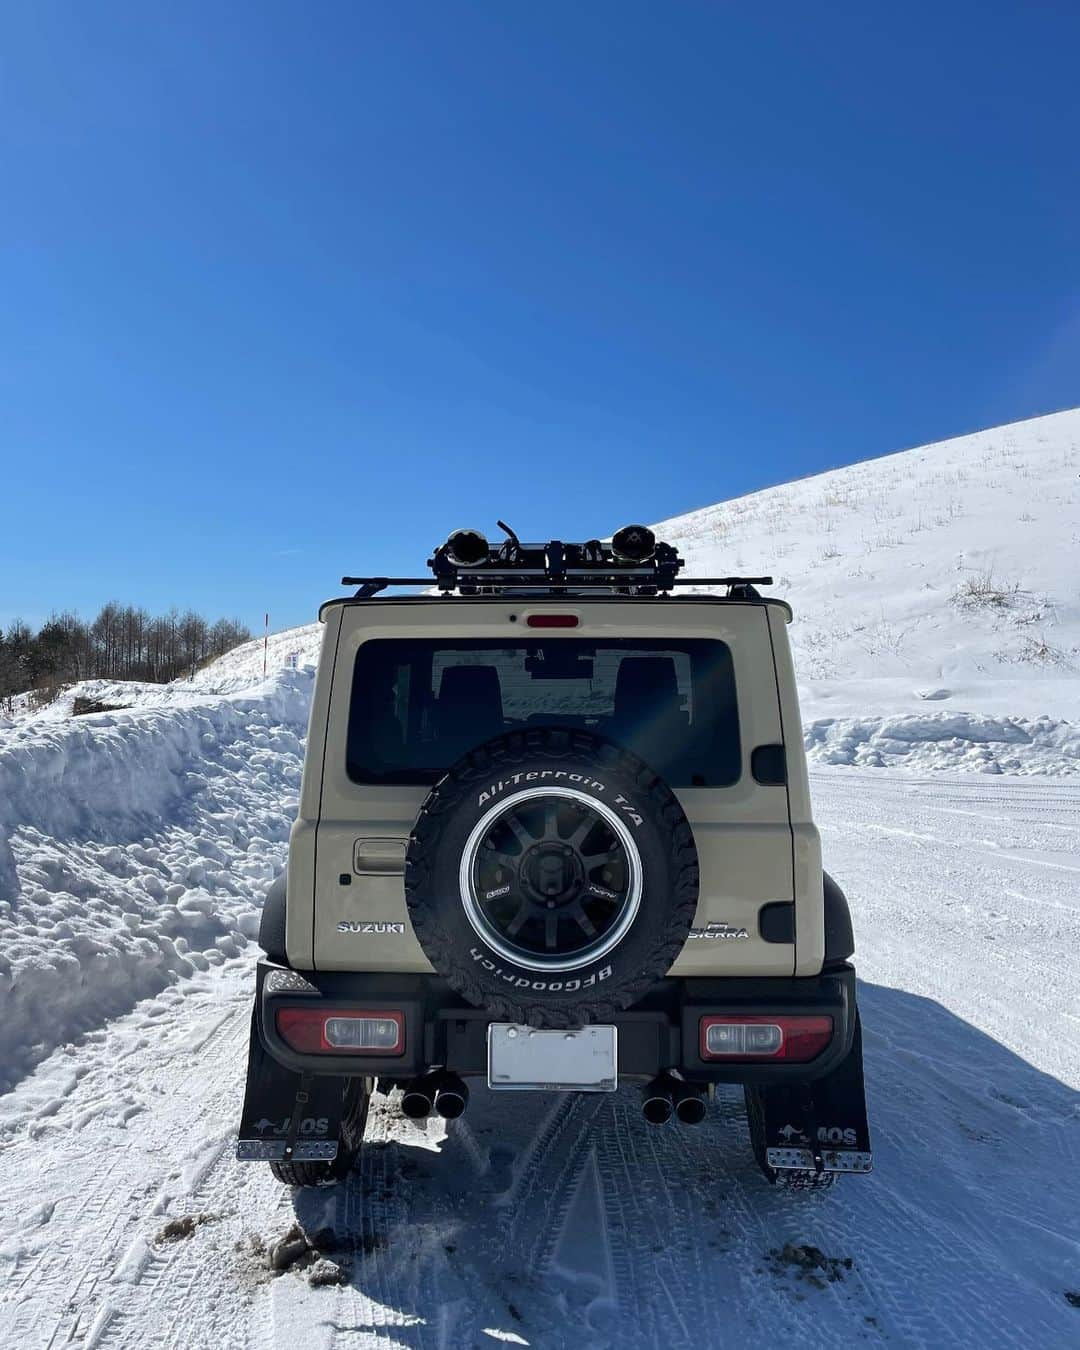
259, 872, 288, 965
823, 870, 855, 964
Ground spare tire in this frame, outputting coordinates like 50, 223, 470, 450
405, 728, 699, 1027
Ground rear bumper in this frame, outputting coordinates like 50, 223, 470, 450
254, 960, 858, 1086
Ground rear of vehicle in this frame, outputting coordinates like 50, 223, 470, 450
238, 534, 871, 1188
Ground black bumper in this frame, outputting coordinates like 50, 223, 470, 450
254, 960, 858, 1086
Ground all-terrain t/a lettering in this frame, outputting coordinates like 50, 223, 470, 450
478, 769, 606, 806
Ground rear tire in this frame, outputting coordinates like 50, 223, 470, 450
774, 1169, 837, 1191
269, 1157, 348, 1188
268, 1082, 370, 1188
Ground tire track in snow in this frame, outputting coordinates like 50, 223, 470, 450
3, 773, 1080, 1349
0, 973, 258, 1350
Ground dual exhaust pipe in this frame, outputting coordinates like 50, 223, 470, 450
401, 1071, 470, 1121
402, 1070, 705, 1125
641, 1076, 708, 1126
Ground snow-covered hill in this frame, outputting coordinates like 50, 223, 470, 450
188, 622, 322, 692
661, 407, 1080, 720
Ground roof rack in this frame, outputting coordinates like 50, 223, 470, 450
341, 524, 772, 600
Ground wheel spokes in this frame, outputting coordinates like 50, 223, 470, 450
505, 899, 531, 937
544, 912, 559, 949
505, 813, 536, 851
567, 815, 594, 849
582, 845, 622, 869
569, 902, 597, 937
482, 846, 519, 871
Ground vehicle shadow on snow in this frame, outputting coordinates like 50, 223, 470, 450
282, 982, 1080, 1349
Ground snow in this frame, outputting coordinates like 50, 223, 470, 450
0, 771, 1077, 1346
0, 625, 321, 731
0, 669, 312, 1089
659, 406, 1080, 721
187, 622, 322, 692
0, 409, 1078, 1345
804, 709, 1080, 776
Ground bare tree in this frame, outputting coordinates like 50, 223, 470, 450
0, 605, 251, 703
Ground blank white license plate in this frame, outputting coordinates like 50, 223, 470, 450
487, 1023, 618, 1092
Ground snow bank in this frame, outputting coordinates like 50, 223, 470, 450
0, 624, 323, 731
805, 710, 1080, 776
0, 670, 312, 1090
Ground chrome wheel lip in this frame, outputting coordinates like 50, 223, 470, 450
459, 786, 643, 973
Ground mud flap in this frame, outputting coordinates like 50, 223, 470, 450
235, 1008, 352, 1163
747, 1012, 872, 1177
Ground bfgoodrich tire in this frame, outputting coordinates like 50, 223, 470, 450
404, 728, 699, 1027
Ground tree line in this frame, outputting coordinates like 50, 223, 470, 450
0, 604, 252, 709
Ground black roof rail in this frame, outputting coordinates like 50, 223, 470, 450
338, 575, 772, 598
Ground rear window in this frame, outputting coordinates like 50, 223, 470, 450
346, 638, 740, 787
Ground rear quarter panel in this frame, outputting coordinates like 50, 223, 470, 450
767, 604, 825, 975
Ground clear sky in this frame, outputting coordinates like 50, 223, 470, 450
3, 2, 1079, 631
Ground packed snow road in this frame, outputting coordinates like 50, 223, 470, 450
1, 769, 1078, 1350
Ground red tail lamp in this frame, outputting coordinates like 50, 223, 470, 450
699, 1015, 832, 1062
276, 1007, 404, 1055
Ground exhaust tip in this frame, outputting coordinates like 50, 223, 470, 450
434, 1085, 469, 1120
675, 1093, 707, 1125
643, 1096, 673, 1124
401, 1089, 434, 1120
641, 1079, 674, 1124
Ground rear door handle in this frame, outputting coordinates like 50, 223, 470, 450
352, 838, 407, 875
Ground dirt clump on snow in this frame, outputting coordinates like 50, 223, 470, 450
267, 1222, 310, 1272
264, 1221, 350, 1287
767, 1243, 853, 1290
154, 1212, 218, 1243
307, 1257, 348, 1288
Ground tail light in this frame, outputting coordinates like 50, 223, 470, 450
276, 1007, 404, 1055
699, 1015, 832, 1062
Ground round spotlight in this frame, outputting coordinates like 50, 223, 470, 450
611, 524, 656, 563
445, 528, 489, 567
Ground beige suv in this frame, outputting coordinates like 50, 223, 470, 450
237, 527, 872, 1189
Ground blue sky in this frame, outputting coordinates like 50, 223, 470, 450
3, 2, 1079, 631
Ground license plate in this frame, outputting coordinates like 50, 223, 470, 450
487, 1023, 618, 1092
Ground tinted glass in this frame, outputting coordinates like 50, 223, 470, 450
346, 638, 740, 787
